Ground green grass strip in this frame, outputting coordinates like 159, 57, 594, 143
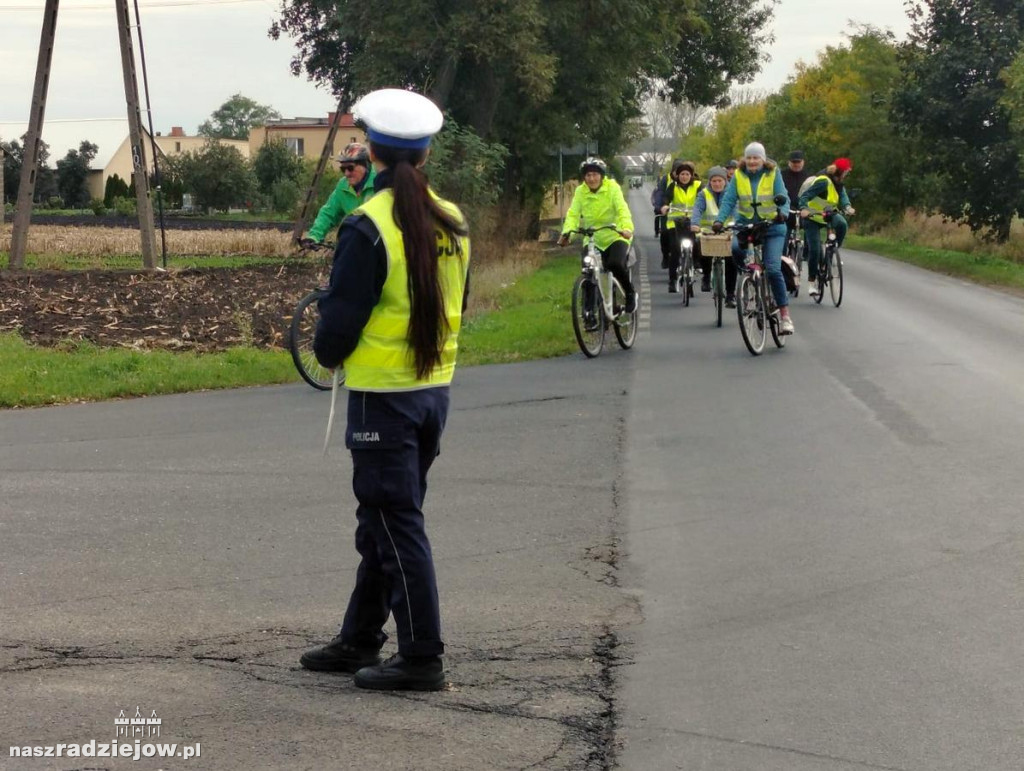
0, 335, 298, 409
0, 254, 581, 408
458, 253, 580, 366
846, 235, 1024, 292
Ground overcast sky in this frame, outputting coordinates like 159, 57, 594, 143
1, 0, 913, 147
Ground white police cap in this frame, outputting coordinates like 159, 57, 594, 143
353, 88, 444, 150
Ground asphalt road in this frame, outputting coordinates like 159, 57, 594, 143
616, 188, 1024, 770
2, 187, 1023, 770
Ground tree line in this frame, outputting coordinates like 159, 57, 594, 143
669, 0, 1024, 241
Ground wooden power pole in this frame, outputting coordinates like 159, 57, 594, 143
292, 98, 348, 244
9, 0, 60, 270
115, 0, 157, 269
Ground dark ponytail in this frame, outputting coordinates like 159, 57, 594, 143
371, 142, 468, 380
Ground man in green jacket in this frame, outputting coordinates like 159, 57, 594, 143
303, 142, 377, 244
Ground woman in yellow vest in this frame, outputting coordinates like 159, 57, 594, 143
660, 161, 704, 293
713, 142, 795, 334
303, 89, 469, 692
691, 166, 739, 306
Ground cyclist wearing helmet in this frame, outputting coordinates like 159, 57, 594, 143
304, 142, 377, 244
558, 157, 637, 313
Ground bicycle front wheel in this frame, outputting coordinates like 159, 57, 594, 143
830, 247, 844, 307
681, 251, 692, 307
290, 290, 337, 390
713, 259, 724, 327
572, 274, 604, 358
613, 276, 638, 350
737, 273, 766, 356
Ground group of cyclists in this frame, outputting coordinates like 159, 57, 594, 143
555, 143, 856, 339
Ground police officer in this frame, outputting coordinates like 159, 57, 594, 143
301, 142, 377, 247
300, 88, 470, 692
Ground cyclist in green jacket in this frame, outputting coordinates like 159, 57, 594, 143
558, 157, 637, 312
303, 142, 377, 244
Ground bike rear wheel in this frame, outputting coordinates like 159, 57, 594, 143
737, 273, 766, 356
572, 274, 605, 358
829, 247, 844, 307
290, 289, 337, 390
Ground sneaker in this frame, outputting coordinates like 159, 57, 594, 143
779, 316, 795, 335
701, 277, 711, 293
808, 283, 821, 298
300, 635, 382, 673
354, 653, 445, 692
725, 295, 736, 308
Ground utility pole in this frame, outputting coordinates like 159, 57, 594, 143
292, 98, 347, 244
9, 0, 59, 270
0, 145, 5, 226
115, 0, 157, 269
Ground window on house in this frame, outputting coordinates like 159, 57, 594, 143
284, 137, 305, 156
175, 141, 181, 152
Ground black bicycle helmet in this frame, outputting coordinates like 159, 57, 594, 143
580, 156, 607, 176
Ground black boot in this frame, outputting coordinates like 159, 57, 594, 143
354, 653, 446, 692
299, 634, 381, 673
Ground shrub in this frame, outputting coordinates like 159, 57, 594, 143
111, 196, 136, 216
90, 198, 107, 216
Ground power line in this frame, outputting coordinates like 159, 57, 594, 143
0, 0, 266, 11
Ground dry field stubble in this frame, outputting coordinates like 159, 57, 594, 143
0, 223, 295, 261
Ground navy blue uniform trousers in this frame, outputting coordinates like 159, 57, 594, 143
339, 387, 449, 658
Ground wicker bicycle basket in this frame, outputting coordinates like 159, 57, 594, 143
700, 233, 733, 257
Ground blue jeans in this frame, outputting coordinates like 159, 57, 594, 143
732, 227, 788, 308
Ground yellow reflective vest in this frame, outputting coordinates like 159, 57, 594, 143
804, 175, 841, 224
343, 189, 470, 391
735, 167, 780, 220
665, 180, 702, 230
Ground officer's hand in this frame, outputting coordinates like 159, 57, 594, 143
660, 205, 669, 215
619, 229, 633, 240
711, 221, 723, 234
557, 235, 569, 248
799, 208, 811, 219
845, 206, 856, 216
690, 224, 701, 233
297, 237, 319, 251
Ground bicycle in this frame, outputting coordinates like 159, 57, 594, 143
811, 209, 845, 308
785, 216, 804, 296
666, 204, 696, 304
730, 217, 788, 356
289, 239, 337, 390
698, 230, 733, 327
565, 225, 639, 358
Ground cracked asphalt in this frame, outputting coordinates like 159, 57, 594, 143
1, 356, 638, 770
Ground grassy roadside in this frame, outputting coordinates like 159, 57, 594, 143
846, 234, 1024, 292
0, 253, 579, 408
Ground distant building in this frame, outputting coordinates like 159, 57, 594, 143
248, 113, 365, 161
86, 126, 249, 201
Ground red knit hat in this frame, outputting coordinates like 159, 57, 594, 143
834, 157, 853, 173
